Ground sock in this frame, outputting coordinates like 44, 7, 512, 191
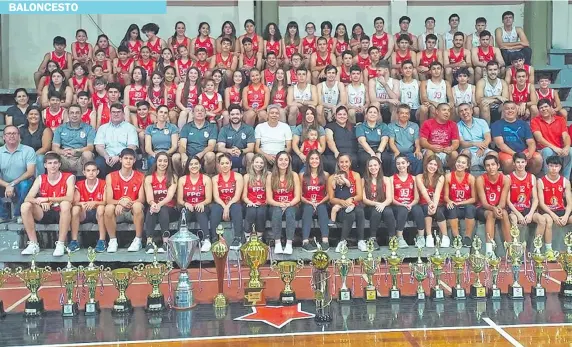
545, 243, 552, 250
486, 242, 493, 254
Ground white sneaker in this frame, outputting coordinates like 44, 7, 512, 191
335, 240, 348, 253
397, 237, 409, 249
357, 240, 368, 252
21, 242, 40, 255
441, 235, 451, 248
416, 236, 426, 248
128, 238, 142, 252
200, 239, 212, 253
274, 242, 283, 254
53, 241, 66, 257
425, 236, 435, 248
157, 246, 166, 253
107, 239, 118, 253
283, 243, 293, 255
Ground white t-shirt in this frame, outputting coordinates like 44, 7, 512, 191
254, 121, 293, 155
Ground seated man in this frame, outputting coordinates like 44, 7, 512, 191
20, 152, 75, 256
416, 34, 442, 81
216, 104, 255, 171
466, 17, 494, 50
286, 69, 318, 125
420, 103, 459, 169
261, 52, 279, 87
440, 13, 464, 50
254, 104, 292, 166
419, 61, 454, 123
103, 148, 145, 253
393, 16, 418, 52
476, 155, 511, 255
495, 10, 532, 65
209, 37, 237, 82
385, 104, 423, 176
538, 156, 572, 242
491, 101, 542, 174
52, 104, 96, 176
399, 60, 421, 123
391, 34, 417, 79
509, 68, 538, 121
531, 99, 572, 178
471, 30, 505, 82
537, 74, 568, 118
346, 65, 369, 124
71, 161, 106, 253
452, 68, 479, 119
363, 46, 382, 85
505, 52, 534, 85
0, 126, 36, 223
96, 83, 129, 128
444, 32, 473, 84
475, 61, 509, 123
457, 103, 496, 169
309, 36, 336, 85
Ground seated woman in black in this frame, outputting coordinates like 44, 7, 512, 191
323, 106, 358, 173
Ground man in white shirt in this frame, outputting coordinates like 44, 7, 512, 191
255, 104, 292, 166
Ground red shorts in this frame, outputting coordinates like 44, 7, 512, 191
498, 149, 538, 162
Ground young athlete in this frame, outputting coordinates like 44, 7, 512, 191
444, 32, 473, 84
175, 67, 202, 128
142, 22, 167, 62
452, 68, 479, 118
239, 19, 263, 56
286, 68, 318, 125
371, 17, 393, 62
328, 170, 352, 226
270, 68, 288, 121
346, 65, 369, 124
476, 61, 509, 123
466, 17, 493, 50
238, 38, 262, 75
418, 17, 442, 51
77, 91, 96, 128
42, 91, 68, 130
505, 52, 534, 85
310, 36, 336, 85
136, 46, 156, 78
191, 22, 215, 60
41, 69, 73, 108
263, 22, 283, 66
363, 46, 382, 84
471, 30, 505, 82
300, 22, 318, 68
198, 79, 223, 123
35, 36, 73, 87
419, 62, 454, 122
131, 100, 155, 152
222, 70, 246, 124
350, 23, 365, 54
536, 74, 568, 118
319, 21, 336, 55
216, 21, 238, 55
334, 23, 350, 66
416, 34, 442, 81
399, 60, 421, 122
124, 67, 149, 118
95, 34, 117, 60
283, 21, 301, 68
286, 53, 305, 86
36, 60, 59, 96
509, 68, 538, 120
317, 65, 347, 124
97, 83, 129, 128
71, 29, 93, 67
69, 63, 91, 100
441, 13, 465, 50
393, 16, 418, 52
391, 34, 418, 79
369, 60, 400, 122
210, 37, 238, 83
120, 24, 144, 60
261, 52, 279, 87
113, 46, 134, 87
156, 48, 175, 73
168, 21, 190, 59
147, 71, 166, 112
353, 35, 371, 72
92, 49, 112, 82
242, 68, 270, 125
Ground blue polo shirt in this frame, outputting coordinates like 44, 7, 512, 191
180, 121, 218, 157
388, 121, 419, 154
457, 118, 490, 153
491, 119, 532, 153
217, 123, 255, 150
145, 123, 179, 152
355, 122, 389, 153
0, 144, 36, 182
53, 122, 96, 150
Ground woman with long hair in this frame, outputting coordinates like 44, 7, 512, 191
41, 69, 73, 108
222, 70, 247, 125
323, 106, 358, 174
350, 23, 365, 54
269, 68, 288, 120
145, 105, 179, 169
242, 68, 270, 125
283, 21, 301, 68
334, 23, 350, 65
191, 22, 216, 60
120, 24, 144, 60
163, 66, 179, 123
320, 21, 337, 54
124, 66, 148, 117
291, 106, 326, 171
143, 152, 178, 253
95, 34, 117, 61
416, 154, 448, 248
176, 67, 202, 128
242, 154, 269, 240
167, 21, 190, 59
20, 106, 53, 176
239, 19, 263, 55
266, 151, 301, 255
37, 60, 60, 95
216, 21, 237, 54
263, 22, 283, 66
356, 105, 389, 172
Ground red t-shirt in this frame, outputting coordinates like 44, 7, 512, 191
420, 119, 459, 147
76, 179, 105, 202
531, 115, 567, 149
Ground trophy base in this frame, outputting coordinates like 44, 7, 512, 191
364, 287, 377, 302
470, 285, 487, 300
173, 289, 197, 310
62, 302, 79, 317
213, 294, 228, 309
145, 295, 166, 312
531, 286, 546, 299
488, 287, 502, 300
112, 299, 133, 314
338, 289, 352, 303
244, 287, 266, 306
508, 284, 524, 300
390, 288, 401, 301
0, 300, 5, 318
560, 283, 572, 298
416, 292, 426, 301
452, 288, 466, 300
24, 299, 45, 317
279, 292, 296, 305
84, 301, 100, 316
315, 310, 332, 323
430, 288, 445, 301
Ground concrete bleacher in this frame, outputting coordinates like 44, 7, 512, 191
536, 49, 572, 113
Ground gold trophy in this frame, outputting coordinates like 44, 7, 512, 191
486, 240, 502, 299
410, 246, 428, 300
557, 232, 572, 298
0, 268, 11, 317
312, 243, 332, 323
14, 252, 51, 317
468, 236, 487, 299
530, 235, 553, 299
211, 224, 229, 310
141, 243, 173, 312
57, 248, 79, 317
359, 239, 380, 302
104, 267, 140, 314
79, 247, 103, 315
270, 259, 304, 305
240, 225, 269, 306
334, 241, 353, 302
429, 234, 447, 300
504, 224, 526, 299
451, 236, 468, 299
384, 236, 404, 300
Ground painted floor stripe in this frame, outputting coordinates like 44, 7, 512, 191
483, 317, 524, 347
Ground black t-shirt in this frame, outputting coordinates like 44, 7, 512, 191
20, 125, 45, 151
325, 122, 357, 156
6, 105, 28, 127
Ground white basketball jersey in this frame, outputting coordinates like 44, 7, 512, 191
502, 27, 519, 52
453, 84, 474, 106
320, 81, 340, 105
375, 78, 395, 100
399, 79, 420, 109
484, 78, 503, 98
426, 79, 447, 103
294, 84, 312, 101
443, 32, 454, 49
347, 83, 366, 107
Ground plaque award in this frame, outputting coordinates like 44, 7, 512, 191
241, 225, 269, 306
270, 259, 304, 305
558, 232, 572, 298
211, 224, 229, 309
141, 243, 173, 312
451, 236, 468, 299
410, 246, 428, 300
504, 224, 525, 300
384, 236, 404, 300
334, 241, 353, 302
14, 252, 51, 317
468, 236, 487, 299
359, 239, 380, 302
429, 235, 447, 300
311, 243, 332, 323
79, 247, 103, 315
486, 241, 502, 299
57, 248, 79, 317
530, 235, 551, 299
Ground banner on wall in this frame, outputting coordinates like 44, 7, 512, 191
0, 0, 167, 14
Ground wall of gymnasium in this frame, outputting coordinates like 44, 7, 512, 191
551, 0, 572, 49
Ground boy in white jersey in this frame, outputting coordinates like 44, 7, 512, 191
286, 68, 318, 126
317, 65, 347, 124
495, 10, 531, 65
444, 32, 473, 84
440, 13, 465, 50
346, 65, 369, 124
368, 60, 400, 123
399, 60, 420, 123
452, 68, 479, 119
417, 17, 442, 51
476, 61, 509, 123
419, 61, 453, 123
466, 17, 494, 50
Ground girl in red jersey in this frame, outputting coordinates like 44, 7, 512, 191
156, 48, 175, 73
239, 19, 263, 56
34, 36, 73, 87
95, 34, 117, 61
216, 21, 238, 55
444, 154, 477, 247
362, 156, 395, 250
416, 155, 448, 248
299, 150, 331, 252
212, 69, 225, 95
113, 46, 134, 87
93, 49, 113, 82
77, 91, 96, 128
371, 17, 393, 61
91, 77, 108, 111
300, 22, 317, 68
136, 46, 156, 79
350, 23, 365, 54
163, 66, 179, 122
191, 22, 216, 60
142, 23, 167, 62
509, 68, 538, 120
319, 21, 337, 55
167, 21, 190, 60
176, 67, 202, 128
36, 60, 59, 96
176, 45, 192, 82
124, 66, 149, 117
198, 79, 223, 123
270, 68, 288, 119
222, 70, 246, 124
177, 156, 213, 252
263, 22, 283, 66
300, 127, 322, 164
242, 154, 268, 237
283, 21, 301, 68
537, 75, 568, 118
390, 154, 425, 249
147, 71, 166, 112
291, 106, 326, 171
41, 69, 73, 108
334, 23, 350, 66
211, 154, 245, 249
242, 68, 270, 125
69, 63, 91, 101
71, 29, 93, 67
266, 151, 301, 255
144, 152, 178, 253
120, 24, 144, 60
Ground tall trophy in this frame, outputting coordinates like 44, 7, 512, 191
241, 225, 269, 306
0, 268, 11, 317
486, 241, 502, 299
168, 208, 200, 309
57, 248, 79, 317
429, 235, 447, 300
104, 267, 139, 314
468, 236, 487, 299
530, 235, 551, 299
311, 243, 332, 323
80, 247, 103, 315
384, 236, 404, 300
211, 224, 229, 309
451, 236, 468, 299
14, 252, 51, 317
334, 241, 353, 302
557, 232, 572, 298
270, 259, 304, 305
141, 243, 173, 312
410, 247, 428, 300
504, 224, 525, 299
359, 239, 381, 302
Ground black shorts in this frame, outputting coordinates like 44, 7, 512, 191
446, 204, 476, 220
554, 210, 566, 217
37, 210, 59, 224
82, 210, 98, 224
476, 206, 506, 222
511, 208, 531, 216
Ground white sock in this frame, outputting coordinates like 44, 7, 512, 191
545, 243, 552, 250
110, 238, 117, 242
485, 242, 493, 254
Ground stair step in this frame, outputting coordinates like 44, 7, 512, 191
534, 83, 572, 90
549, 49, 572, 55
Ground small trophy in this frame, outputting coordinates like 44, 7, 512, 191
141, 243, 173, 312
334, 241, 353, 302
504, 224, 526, 300
486, 241, 502, 299
0, 268, 11, 317
311, 243, 332, 323
557, 232, 572, 298
14, 252, 51, 317
429, 234, 447, 300
270, 259, 304, 305
359, 239, 380, 302
80, 247, 103, 315
468, 236, 487, 299
530, 235, 551, 299
384, 236, 404, 300
241, 225, 269, 306
451, 236, 468, 299
410, 247, 428, 300
104, 268, 139, 314
211, 224, 229, 310
57, 248, 79, 317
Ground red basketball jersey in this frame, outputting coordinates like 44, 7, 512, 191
183, 174, 206, 204
247, 176, 266, 204
302, 37, 317, 55
393, 174, 415, 205
199, 92, 220, 111
146, 38, 163, 61
541, 175, 566, 211
266, 40, 280, 55
448, 48, 465, 64
74, 42, 89, 58
246, 84, 266, 109
228, 86, 242, 105
81, 109, 92, 124
110, 170, 144, 201
76, 179, 106, 202
395, 50, 412, 65
92, 91, 108, 110
217, 172, 237, 204
511, 84, 531, 103
194, 37, 214, 57
420, 50, 438, 67
39, 172, 73, 198
272, 179, 295, 203
481, 174, 504, 206
371, 32, 389, 57
128, 84, 147, 107
71, 76, 87, 91
45, 107, 64, 128
509, 172, 533, 212
51, 51, 68, 70
302, 175, 326, 202
176, 58, 191, 78
449, 172, 471, 203
151, 173, 175, 207
477, 46, 495, 63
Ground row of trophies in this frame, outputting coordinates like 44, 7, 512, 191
1, 210, 572, 321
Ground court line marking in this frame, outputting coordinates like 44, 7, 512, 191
5, 293, 30, 312
483, 317, 524, 347
543, 274, 561, 285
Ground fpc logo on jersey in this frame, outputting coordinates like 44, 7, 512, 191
1, 0, 167, 14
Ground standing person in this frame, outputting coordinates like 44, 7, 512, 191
317, 65, 347, 124
386, 104, 423, 176
418, 62, 454, 122
420, 103, 460, 169
509, 68, 538, 120
266, 151, 301, 255
299, 150, 330, 252
457, 103, 495, 170
20, 153, 75, 256
323, 106, 358, 173
143, 152, 178, 254
471, 31, 505, 82
356, 106, 389, 173
476, 61, 509, 123
495, 11, 532, 65
444, 32, 473, 84
242, 154, 268, 244
254, 104, 292, 166
216, 104, 255, 171
176, 105, 217, 175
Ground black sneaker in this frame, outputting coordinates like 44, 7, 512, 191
302, 242, 318, 253
145, 243, 154, 254
370, 238, 380, 250
230, 238, 242, 251
462, 236, 472, 248
328, 219, 337, 227
321, 241, 330, 251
